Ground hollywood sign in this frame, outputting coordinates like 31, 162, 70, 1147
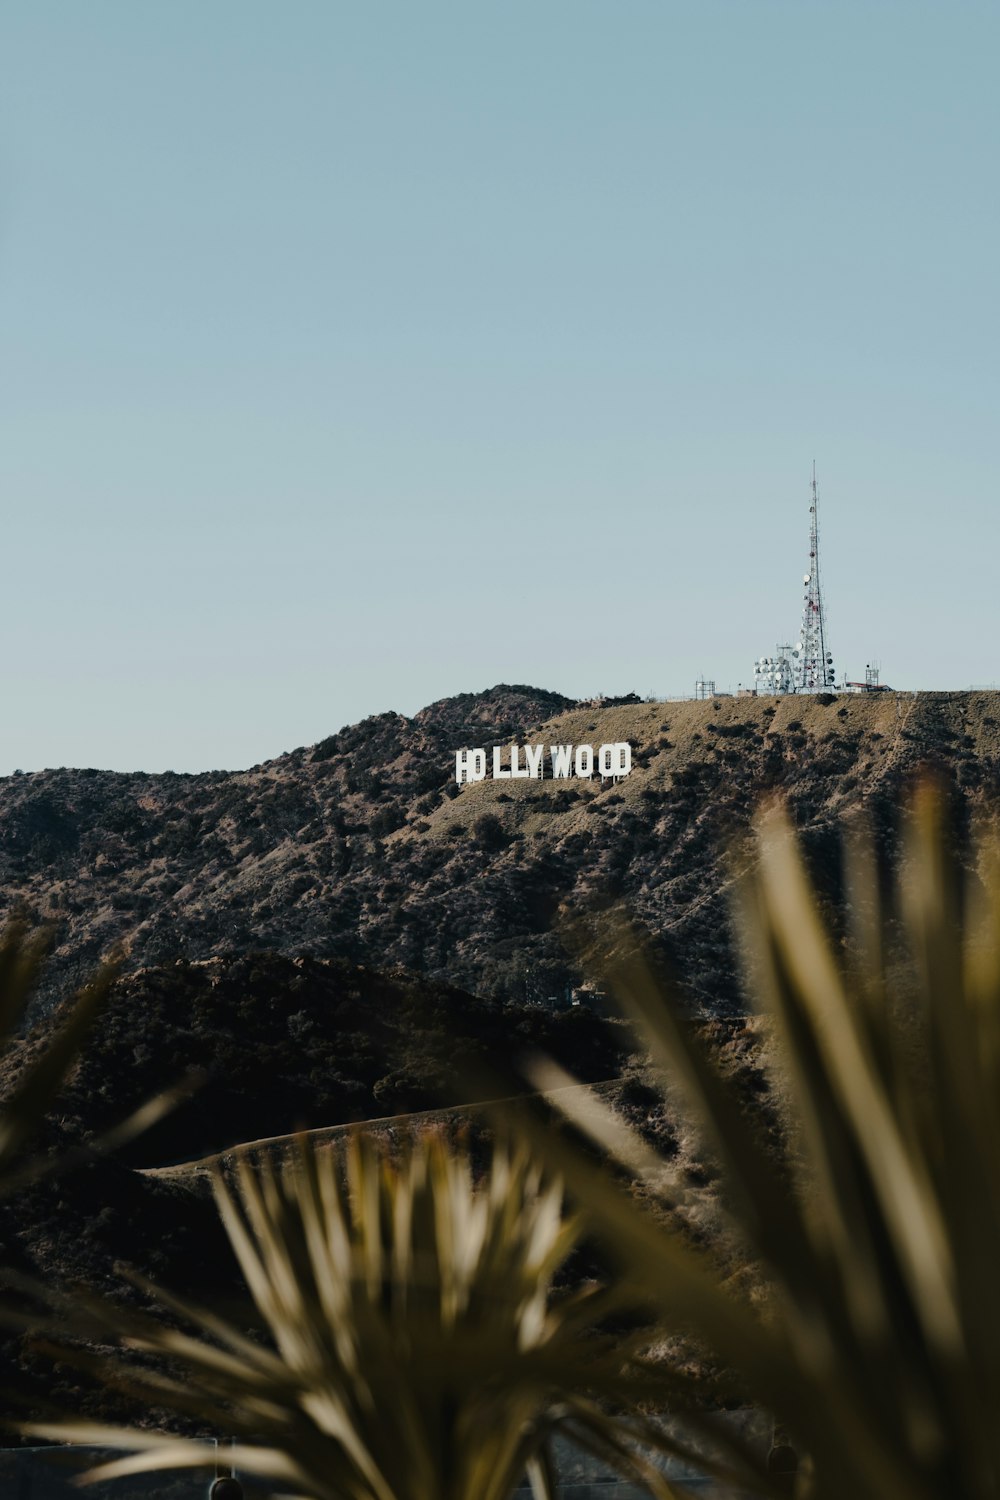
455, 742, 632, 784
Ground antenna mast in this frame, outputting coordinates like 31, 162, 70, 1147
796, 462, 835, 690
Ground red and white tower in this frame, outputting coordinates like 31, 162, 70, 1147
753, 467, 836, 694
794, 463, 835, 690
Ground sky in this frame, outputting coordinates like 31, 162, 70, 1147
1, 2, 997, 773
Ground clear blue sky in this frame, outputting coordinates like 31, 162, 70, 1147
1, 2, 997, 772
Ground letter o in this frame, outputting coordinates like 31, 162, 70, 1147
575, 745, 593, 778
599, 743, 631, 778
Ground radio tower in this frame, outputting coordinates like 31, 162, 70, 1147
796, 463, 835, 690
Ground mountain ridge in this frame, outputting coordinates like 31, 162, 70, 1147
3, 684, 1000, 1012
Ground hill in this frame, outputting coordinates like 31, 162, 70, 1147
0, 952, 760, 1429
0, 952, 623, 1169
0, 945, 635, 1430
3, 684, 1000, 1012
3, 681, 996, 1432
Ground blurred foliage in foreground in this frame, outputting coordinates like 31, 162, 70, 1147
25, 1132, 675, 1500
0, 923, 116, 1194
0, 923, 183, 1199
18, 780, 1000, 1500
526, 782, 1000, 1498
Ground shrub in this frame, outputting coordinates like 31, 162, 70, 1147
473, 814, 509, 851
27, 1134, 669, 1500
532, 783, 1000, 1498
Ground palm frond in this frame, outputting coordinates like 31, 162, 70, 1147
531, 783, 1000, 1500
0, 923, 116, 1187
25, 1130, 690, 1500
0, 921, 185, 1196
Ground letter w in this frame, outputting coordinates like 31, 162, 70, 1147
550, 745, 573, 779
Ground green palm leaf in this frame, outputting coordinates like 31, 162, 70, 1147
526, 783, 1000, 1500
0, 921, 185, 1193
25, 1130, 695, 1500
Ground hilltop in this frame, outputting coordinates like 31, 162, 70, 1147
2, 685, 1000, 1012
3, 682, 998, 1426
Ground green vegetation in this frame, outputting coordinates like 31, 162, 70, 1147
25, 1133, 671, 1500
0, 924, 115, 1191
527, 783, 1000, 1497
7, 694, 1000, 1496
0, 923, 175, 1193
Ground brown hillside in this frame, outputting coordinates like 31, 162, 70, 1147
2, 686, 999, 1013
